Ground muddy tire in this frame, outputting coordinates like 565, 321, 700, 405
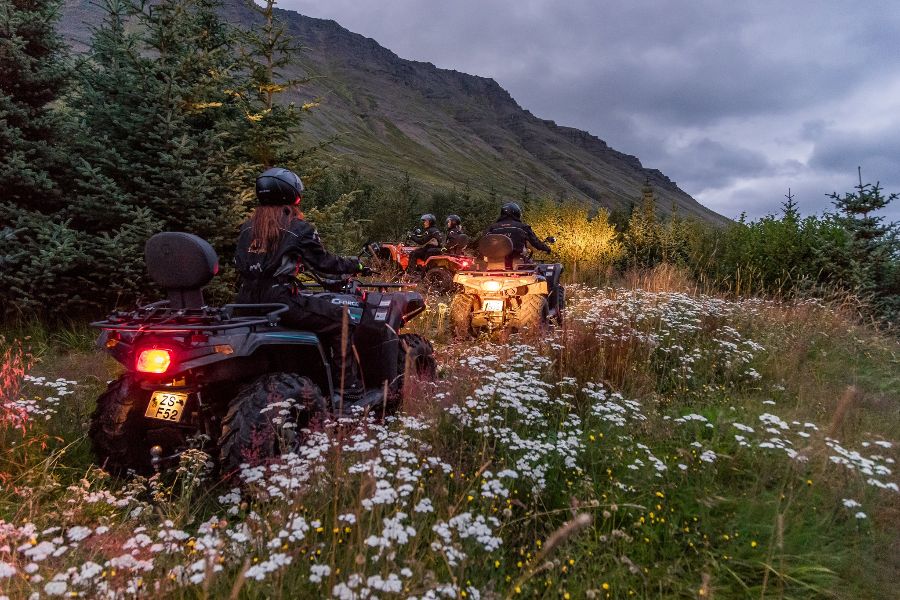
513, 294, 549, 333
399, 333, 437, 381
551, 285, 566, 326
449, 293, 478, 339
219, 373, 324, 474
89, 376, 154, 476
420, 268, 455, 295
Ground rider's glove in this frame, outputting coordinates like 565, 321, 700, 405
357, 263, 375, 276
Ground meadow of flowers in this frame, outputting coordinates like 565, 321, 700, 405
1, 286, 897, 599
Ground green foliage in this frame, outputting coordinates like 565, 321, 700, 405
825, 171, 899, 317
622, 180, 662, 268
304, 192, 366, 255
529, 199, 623, 278
229, 0, 317, 202
696, 179, 899, 322
0, 0, 72, 211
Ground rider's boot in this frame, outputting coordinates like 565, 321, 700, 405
329, 339, 384, 413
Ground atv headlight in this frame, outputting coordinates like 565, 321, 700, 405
481, 280, 503, 292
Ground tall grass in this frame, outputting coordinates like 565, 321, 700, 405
0, 283, 897, 599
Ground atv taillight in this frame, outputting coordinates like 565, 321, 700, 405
136, 349, 172, 374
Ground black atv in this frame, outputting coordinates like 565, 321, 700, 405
450, 234, 564, 337
89, 232, 436, 476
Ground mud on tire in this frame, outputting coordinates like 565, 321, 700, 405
219, 373, 324, 474
399, 333, 437, 381
89, 376, 154, 476
551, 285, 566, 326
513, 293, 549, 333
420, 268, 455, 295
449, 293, 478, 339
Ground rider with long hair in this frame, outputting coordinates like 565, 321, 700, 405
235, 168, 369, 399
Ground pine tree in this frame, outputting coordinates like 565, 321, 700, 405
826, 168, 899, 316
659, 203, 688, 265
0, 0, 72, 212
0, 0, 89, 316
230, 0, 315, 192
1, 0, 245, 316
623, 179, 662, 268
73, 0, 239, 242
782, 188, 800, 224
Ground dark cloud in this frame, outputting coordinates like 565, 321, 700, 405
810, 128, 900, 183
655, 138, 772, 190
286, 0, 900, 219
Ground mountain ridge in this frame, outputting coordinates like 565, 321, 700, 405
59, 0, 729, 224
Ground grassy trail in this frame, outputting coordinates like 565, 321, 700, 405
1, 286, 898, 599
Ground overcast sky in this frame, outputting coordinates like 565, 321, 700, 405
284, 0, 900, 220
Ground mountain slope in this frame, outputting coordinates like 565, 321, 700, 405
59, 0, 728, 223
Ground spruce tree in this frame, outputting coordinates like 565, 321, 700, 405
73, 0, 239, 243
1, 0, 245, 316
623, 179, 661, 268
826, 168, 899, 317
231, 0, 313, 189
0, 0, 88, 316
0, 0, 72, 212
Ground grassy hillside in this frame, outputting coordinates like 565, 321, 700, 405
58, 0, 728, 224
1, 280, 897, 598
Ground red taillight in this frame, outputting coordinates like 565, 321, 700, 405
136, 349, 172, 374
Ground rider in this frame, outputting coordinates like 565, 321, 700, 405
234, 167, 372, 401
486, 202, 551, 259
405, 213, 443, 273
444, 214, 467, 254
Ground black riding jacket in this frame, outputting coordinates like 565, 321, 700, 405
445, 226, 467, 251
235, 218, 359, 288
408, 225, 443, 248
486, 216, 552, 256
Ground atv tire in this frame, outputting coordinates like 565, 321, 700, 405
449, 293, 478, 339
513, 293, 549, 333
399, 333, 437, 381
551, 285, 566, 326
219, 373, 324, 474
420, 268, 455, 295
89, 376, 154, 476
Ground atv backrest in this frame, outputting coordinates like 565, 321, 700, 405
446, 234, 471, 254
145, 232, 219, 309
477, 234, 514, 270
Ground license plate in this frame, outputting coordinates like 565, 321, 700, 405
483, 300, 504, 312
145, 391, 188, 422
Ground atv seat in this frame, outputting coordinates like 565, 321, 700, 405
476, 234, 530, 270
145, 232, 219, 309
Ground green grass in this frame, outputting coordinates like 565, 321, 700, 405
0, 286, 897, 599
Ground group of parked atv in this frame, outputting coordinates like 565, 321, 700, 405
87, 210, 564, 477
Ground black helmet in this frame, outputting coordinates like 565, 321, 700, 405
446, 214, 461, 229
421, 213, 436, 228
500, 202, 522, 220
256, 167, 304, 205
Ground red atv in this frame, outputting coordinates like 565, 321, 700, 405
367, 240, 473, 294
